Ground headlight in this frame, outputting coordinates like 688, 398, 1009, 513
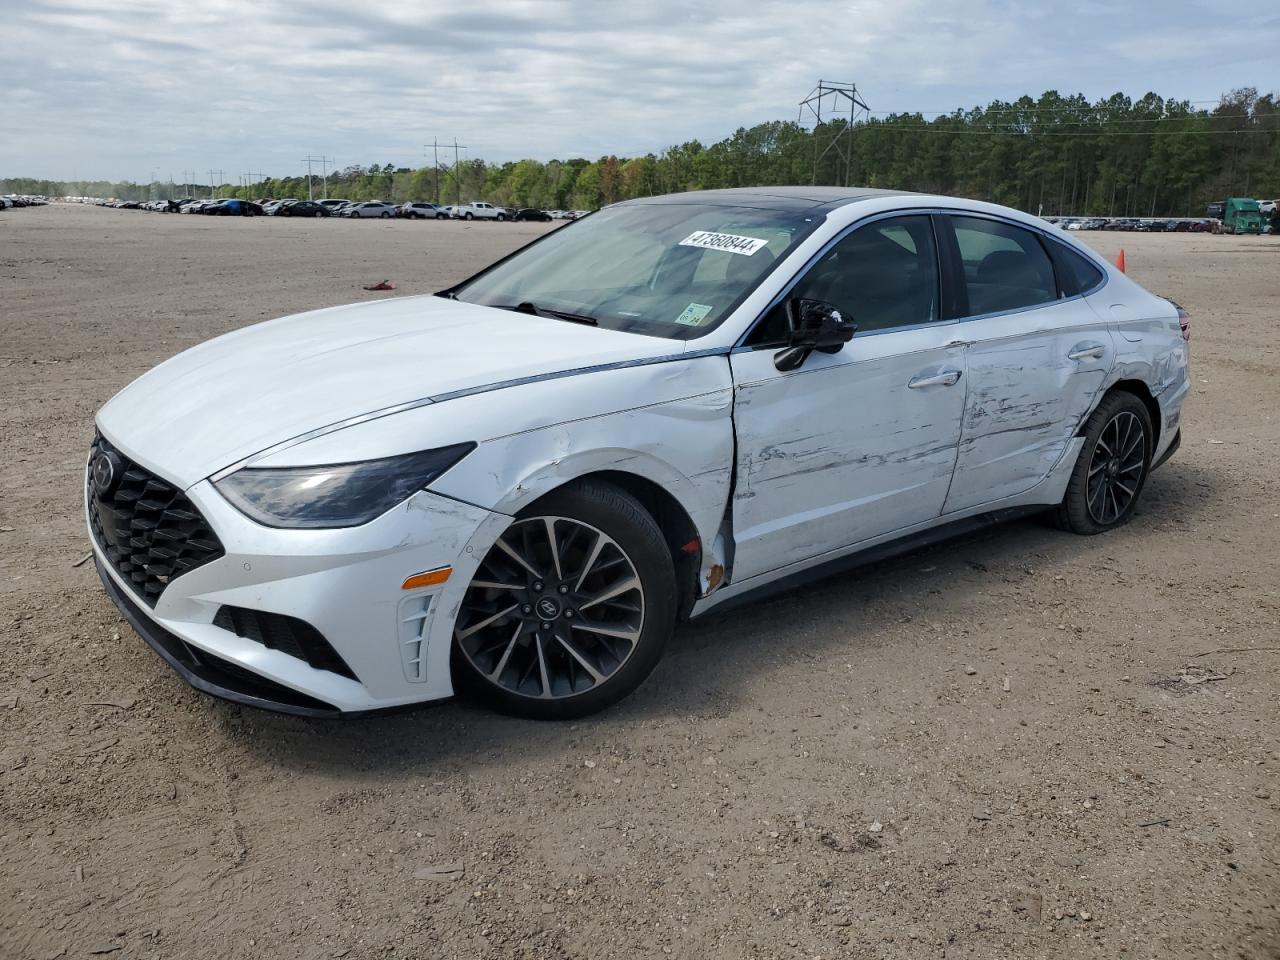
214, 444, 475, 529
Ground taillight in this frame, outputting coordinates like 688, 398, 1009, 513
1166, 298, 1191, 342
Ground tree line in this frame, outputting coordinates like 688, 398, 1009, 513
7, 88, 1277, 218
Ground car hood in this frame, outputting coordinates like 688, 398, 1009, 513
97, 295, 685, 488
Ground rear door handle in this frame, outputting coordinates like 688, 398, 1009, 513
1067, 342, 1106, 361
908, 369, 962, 389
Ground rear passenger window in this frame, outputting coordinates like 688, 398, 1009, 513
1048, 242, 1106, 297
951, 216, 1058, 315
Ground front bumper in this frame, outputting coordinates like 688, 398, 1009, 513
90, 453, 510, 714
96, 558, 344, 716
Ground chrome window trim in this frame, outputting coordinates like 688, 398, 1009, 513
737, 204, 1114, 346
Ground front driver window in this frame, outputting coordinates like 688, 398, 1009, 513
749, 214, 940, 344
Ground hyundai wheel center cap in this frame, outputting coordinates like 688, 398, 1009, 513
92, 451, 120, 495
536, 596, 562, 620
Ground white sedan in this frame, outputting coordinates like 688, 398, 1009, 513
342, 201, 398, 219
88, 187, 1189, 718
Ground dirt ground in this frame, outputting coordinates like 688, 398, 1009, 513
1, 204, 1277, 960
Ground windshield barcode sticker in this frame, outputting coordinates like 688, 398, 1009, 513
678, 231, 769, 256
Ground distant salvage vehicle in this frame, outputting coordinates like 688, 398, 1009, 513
207, 199, 263, 216
514, 208, 553, 222
278, 200, 330, 218
343, 201, 397, 219
400, 202, 448, 220
453, 201, 506, 221
1215, 198, 1263, 235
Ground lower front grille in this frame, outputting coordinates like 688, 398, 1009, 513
213, 605, 357, 680
96, 556, 340, 716
87, 432, 224, 607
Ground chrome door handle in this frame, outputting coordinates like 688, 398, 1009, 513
1068, 343, 1106, 361
908, 369, 962, 389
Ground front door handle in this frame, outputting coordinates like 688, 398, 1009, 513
1067, 342, 1107, 361
908, 369, 962, 389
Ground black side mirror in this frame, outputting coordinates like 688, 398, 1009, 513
774, 299, 856, 372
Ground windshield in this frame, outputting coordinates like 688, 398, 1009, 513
449, 201, 821, 339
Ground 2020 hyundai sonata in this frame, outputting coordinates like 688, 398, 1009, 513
87, 187, 1189, 718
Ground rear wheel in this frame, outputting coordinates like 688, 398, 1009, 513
1055, 391, 1152, 534
464, 212, 474, 220
452, 480, 676, 718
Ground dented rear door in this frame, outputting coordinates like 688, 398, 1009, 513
939, 214, 1114, 513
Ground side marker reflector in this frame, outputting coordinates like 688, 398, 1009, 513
402, 567, 452, 590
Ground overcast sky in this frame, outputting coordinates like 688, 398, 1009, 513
4, 0, 1277, 183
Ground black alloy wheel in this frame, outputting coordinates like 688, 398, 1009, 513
1055, 391, 1152, 534
453, 481, 676, 718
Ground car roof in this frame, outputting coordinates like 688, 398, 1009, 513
617, 186, 914, 212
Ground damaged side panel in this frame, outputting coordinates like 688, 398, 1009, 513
728, 328, 968, 584
942, 300, 1115, 514
424, 356, 736, 588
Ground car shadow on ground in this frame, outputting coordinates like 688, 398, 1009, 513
217, 453, 1222, 774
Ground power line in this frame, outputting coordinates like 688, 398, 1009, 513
863, 113, 1262, 126
852, 125, 1279, 137
869, 98, 1228, 117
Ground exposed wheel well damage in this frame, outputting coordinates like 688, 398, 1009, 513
1086, 380, 1161, 449
531, 470, 702, 621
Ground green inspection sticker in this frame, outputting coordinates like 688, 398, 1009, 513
674, 302, 714, 326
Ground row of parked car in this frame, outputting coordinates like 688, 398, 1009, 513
1046, 216, 1220, 233
93, 196, 586, 222
1, 195, 49, 209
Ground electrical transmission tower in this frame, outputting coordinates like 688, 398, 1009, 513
798, 80, 870, 187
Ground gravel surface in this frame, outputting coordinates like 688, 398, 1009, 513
1, 204, 1278, 960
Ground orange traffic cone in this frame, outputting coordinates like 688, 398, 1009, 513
1115, 249, 1126, 273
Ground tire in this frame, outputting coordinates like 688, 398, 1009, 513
452, 479, 677, 719
464, 212, 474, 220
381, 211, 391, 218
281, 208, 292, 217
437, 213, 447, 220
496, 213, 505, 221
1054, 390, 1153, 534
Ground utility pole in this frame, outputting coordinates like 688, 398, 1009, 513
450, 139, 469, 205
209, 169, 224, 199
430, 140, 439, 203
300, 156, 332, 201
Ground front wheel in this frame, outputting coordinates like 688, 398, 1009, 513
1055, 391, 1152, 534
452, 480, 676, 719
496, 213, 505, 221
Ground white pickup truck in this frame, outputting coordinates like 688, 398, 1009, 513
452, 201, 508, 221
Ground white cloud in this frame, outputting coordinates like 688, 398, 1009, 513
2, 0, 1276, 181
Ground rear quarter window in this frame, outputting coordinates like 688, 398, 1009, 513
1047, 242, 1107, 297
